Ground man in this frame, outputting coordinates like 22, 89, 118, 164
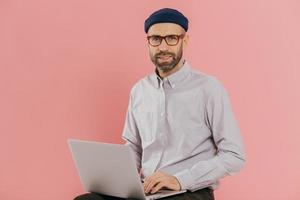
74, 8, 245, 200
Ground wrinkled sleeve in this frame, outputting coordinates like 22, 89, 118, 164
174, 79, 246, 191
121, 92, 142, 172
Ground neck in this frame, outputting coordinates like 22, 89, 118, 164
157, 58, 185, 78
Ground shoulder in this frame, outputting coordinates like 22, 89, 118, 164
189, 67, 226, 94
128, 74, 154, 98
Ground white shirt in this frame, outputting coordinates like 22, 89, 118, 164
121, 60, 245, 191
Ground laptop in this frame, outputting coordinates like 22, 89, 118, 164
68, 139, 187, 200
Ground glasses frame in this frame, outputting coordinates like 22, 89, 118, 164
147, 34, 185, 47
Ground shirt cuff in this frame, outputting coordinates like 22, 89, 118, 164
174, 169, 195, 190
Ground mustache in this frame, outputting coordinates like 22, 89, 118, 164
155, 52, 175, 57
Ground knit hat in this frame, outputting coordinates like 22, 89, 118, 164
144, 8, 189, 33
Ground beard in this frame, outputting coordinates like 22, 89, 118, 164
150, 45, 183, 73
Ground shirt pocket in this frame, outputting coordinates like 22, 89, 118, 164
133, 106, 155, 142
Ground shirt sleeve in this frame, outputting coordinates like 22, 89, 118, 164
121, 91, 143, 172
174, 79, 246, 191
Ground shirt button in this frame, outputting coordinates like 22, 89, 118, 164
161, 112, 164, 116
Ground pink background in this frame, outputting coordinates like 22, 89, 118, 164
1, 0, 299, 199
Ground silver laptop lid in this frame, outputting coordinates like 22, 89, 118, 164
68, 139, 146, 199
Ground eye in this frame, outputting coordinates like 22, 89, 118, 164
151, 36, 160, 41
166, 35, 178, 41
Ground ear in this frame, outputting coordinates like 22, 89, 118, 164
183, 34, 189, 49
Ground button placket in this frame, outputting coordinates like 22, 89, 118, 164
160, 84, 166, 120
158, 82, 167, 146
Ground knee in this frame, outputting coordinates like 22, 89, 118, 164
74, 193, 101, 200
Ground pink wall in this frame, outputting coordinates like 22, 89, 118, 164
1, 0, 299, 199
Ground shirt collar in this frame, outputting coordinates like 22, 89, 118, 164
149, 60, 191, 89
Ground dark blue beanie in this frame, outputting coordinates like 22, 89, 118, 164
144, 8, 189, 33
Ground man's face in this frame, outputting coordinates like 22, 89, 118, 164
147, 23, 188, 73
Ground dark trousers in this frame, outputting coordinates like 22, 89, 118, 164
74, 187, 214, 200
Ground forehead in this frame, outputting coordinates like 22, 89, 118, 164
147, 23, 185, 36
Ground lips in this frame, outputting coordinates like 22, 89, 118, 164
158, 56, 172, 62
157, 54, 172, 58
158, 55, 171, 58
157, 54, 172, 60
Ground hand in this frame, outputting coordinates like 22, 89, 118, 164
143, 171, 181, 194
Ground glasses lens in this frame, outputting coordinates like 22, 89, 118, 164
149, 36, 161, 46
166, 35, 179, 45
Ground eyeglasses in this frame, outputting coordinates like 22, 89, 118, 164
147, 34, 185, 47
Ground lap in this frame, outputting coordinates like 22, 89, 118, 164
162, 188, 214, 200
74, 188, 214, 200
73, 193, 137, 200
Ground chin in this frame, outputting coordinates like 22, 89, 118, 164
158, 65, 175, 72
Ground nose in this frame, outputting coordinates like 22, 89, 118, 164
158, 39, 169, 51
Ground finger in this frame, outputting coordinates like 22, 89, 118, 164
145, 178, 158, 193
143, 176, 151, 190
143, 175, 153, 189
143, 177, 152, 192
143, 173, 159, 191
143, 178, 151, 191
145, 177, 163, 194
144, 173, 158, 183
150, 182, 165, 194
143, 171, 165, 192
